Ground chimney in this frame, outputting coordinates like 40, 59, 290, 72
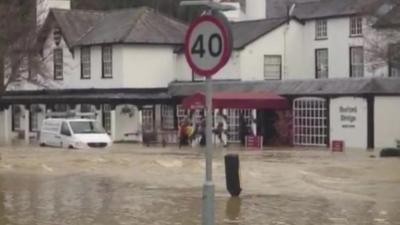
36, 0, 71, 27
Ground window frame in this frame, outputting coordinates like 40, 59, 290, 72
350, 16, 363, 37
11, 105, 21, 132
349, 46, 364, 78
315, 19, 328, 40
389, 43, 400, 77
315, 48, 329, 79
263, 55, 282, 80
80, 46, 91, 79
53, 48, 63, 80
101, 45, 113, 79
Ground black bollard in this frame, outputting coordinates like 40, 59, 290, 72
224, 154, 242, 197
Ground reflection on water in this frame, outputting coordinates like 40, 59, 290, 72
225, 197, 241, 223
0, 173, 398, 225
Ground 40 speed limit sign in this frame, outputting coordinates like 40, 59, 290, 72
184, 15, 232, 77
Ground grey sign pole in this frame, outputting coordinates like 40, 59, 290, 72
203, 75, 214, 225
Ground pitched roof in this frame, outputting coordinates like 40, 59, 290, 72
47, 9, 104, 47
230, 18, 287, 49
374, 5, 400, 28
292, 0, 379, 20
169, 77, 400, 97
41, 7, 187, 48
76, 7, 187, 46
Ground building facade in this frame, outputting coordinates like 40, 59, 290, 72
1, 0, 400, 149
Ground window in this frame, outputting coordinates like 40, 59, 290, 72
60, 122, 71, 136
389, 43, 400, 77
161, 105, 175, 130
350, 16, 362, 36
53, 48, 63, 80
102, 45, 112, 78
315, 19, 327, 39
80, 104, 93, 113
53, 104, 68, 112
226, 109, 252, 142
264, 55, 282, 80
350, 47, 364, 77
102, 105, 111, 134
293, 98, 328, 146
29, 105, 40, 132
142, 106, 154, 132
12, 105, 21, 131
315, 49, 328, 79
81, 47, 91, 79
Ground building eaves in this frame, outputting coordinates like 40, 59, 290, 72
231, 17, 288, 49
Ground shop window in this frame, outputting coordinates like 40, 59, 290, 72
350, 47, 364, 77
226, 109, 252, 142
12, 105, 21, 131
102, 104, 111, 134
29, 105, 41, 132
142, 106, 154, 132
80, 104, 93, 113
293, 97, 328, 146
161, 105, 175, 130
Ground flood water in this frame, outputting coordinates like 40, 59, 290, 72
0, 144, 399, 225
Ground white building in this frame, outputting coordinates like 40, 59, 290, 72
1, 0, 400, 149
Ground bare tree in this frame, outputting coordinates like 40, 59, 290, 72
0, 0, 50, 95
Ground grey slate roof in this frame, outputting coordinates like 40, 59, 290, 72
292, 0, 379, 20
48, 9, 104, 47
44, 7, 187, 48
230, 18, 288, 49
374, 5, 400, 27
169, 77, 400, 97
76, 7, 187, 46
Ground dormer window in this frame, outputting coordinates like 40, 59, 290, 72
350, 16, 362, 36
315, 19, 327, 40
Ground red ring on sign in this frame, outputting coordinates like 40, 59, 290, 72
184, 15, 231, 77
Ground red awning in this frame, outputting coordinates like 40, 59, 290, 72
181, 92, 289, 110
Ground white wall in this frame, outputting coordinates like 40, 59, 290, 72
330, 97, 368, 149
240, 25, 285, 81
300, 17, 364, 79
114, 105, 141, 142
122, 45, 176, 88
374, 97, 400, 148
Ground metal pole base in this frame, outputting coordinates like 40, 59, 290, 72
202, 181, 215, 225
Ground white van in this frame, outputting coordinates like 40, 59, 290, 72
39, 118, 112, 149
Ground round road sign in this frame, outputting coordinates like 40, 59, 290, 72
184, 15, 232, 77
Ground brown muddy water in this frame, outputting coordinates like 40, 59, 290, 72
0, 144, 398, 225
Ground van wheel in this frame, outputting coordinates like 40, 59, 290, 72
40, 143, 46, 147
68, 145, 75, 150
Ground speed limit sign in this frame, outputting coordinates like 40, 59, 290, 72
184, 15, 232, 77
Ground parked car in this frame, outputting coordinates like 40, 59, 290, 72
39, 118, 112, 149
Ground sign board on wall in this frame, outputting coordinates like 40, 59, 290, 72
330, 97, 368, 149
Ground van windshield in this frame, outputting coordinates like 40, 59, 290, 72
69, 121, 106, 134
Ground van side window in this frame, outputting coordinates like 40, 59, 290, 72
61, 122, 71, 136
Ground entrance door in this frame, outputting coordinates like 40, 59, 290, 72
142, 106, 155, 133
